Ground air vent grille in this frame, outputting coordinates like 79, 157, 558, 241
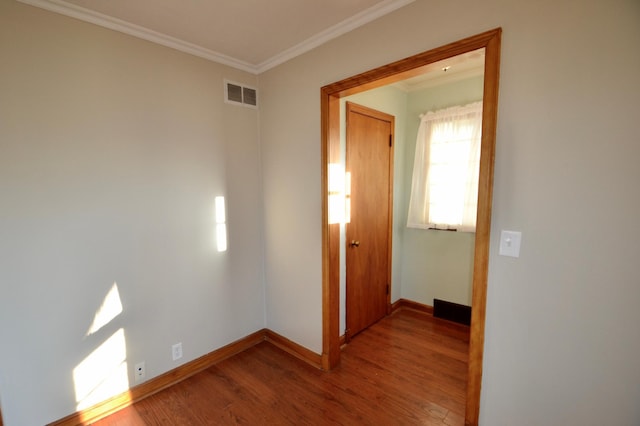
224, 79, 258, 108
242, 87, 257, 107
227, 83, 243, 103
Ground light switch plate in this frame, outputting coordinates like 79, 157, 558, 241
499, 230, 522, 258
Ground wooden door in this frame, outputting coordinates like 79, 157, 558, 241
345, 102, 394, 339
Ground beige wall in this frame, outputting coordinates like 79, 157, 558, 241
259, 0, 640, 425
0, 1, 264, 424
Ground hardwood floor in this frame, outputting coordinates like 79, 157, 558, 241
92, 309, 469, 425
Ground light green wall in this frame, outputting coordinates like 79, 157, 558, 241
401, 75, 484, 306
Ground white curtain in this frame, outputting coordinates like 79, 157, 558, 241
407, 102, 483, 232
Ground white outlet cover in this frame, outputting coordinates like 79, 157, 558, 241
499, 230, 522, 258
134, 361, 145, 383
172, 342, 183, 361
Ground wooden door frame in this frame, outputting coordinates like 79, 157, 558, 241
344, 102, 395, 341
320, 28, 501, 426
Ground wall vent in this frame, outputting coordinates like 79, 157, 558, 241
224, 79, 258, 108
433, 299, 471, 326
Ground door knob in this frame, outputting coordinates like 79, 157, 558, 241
350, 240, 360, 247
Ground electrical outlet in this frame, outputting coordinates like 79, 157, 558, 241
172, 342, 183, 361
134, 361, 145, 383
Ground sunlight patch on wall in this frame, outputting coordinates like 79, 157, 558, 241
73, 328, 129, 411
215, 196, 227, 252
86, 282, 123, 337
328, 163, 350, 224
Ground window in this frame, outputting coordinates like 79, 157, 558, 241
407, 102, 482, 232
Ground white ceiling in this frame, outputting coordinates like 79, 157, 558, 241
18, 0, 415, 74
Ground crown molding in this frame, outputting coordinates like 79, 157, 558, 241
16, 0, 415, 75
255, 0, 416, 73
16, 0, 258, 73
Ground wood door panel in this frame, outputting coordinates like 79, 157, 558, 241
346, 102, 394, 338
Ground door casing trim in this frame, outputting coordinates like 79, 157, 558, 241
320, 28, 501, 426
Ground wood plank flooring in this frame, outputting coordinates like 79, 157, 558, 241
92, 309, 469, 425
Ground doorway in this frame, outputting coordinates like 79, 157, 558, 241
321, 28, 501, 426
345, 102, 394, 340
